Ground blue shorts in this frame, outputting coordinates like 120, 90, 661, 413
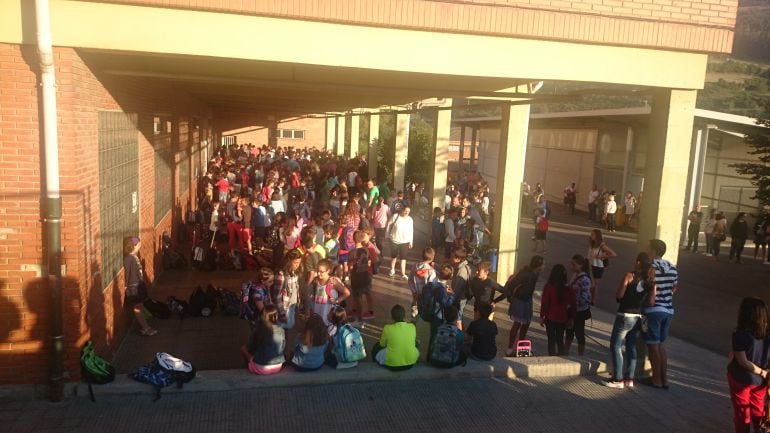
338, 253, 349, 264
644, 312, 673, 344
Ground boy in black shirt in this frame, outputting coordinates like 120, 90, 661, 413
466, 304, 498, 361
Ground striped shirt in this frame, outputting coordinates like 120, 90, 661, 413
645, 258, 677, 315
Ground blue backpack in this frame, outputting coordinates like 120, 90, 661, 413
130, 352, 195, 401
339, 226, 356, 253
418, 282, 452, 322
334, 324, 366, 363
430, 323, 462, 367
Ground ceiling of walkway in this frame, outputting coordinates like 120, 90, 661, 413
80, 49, 533, 124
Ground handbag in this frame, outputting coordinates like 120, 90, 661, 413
717, 233, 726, 242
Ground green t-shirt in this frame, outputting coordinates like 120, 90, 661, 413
379, 321, 419, 367
368, 186, 380, 209
378, 184, 390, 205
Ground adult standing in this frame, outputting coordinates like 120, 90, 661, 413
623, 191, 636, 229
587, 229, 617, 302
643, 239, 678, 389
605, 194, 617, 233
686, 206, 703, 253
387, 206, 414, 279
563, 182, 577, 215
728, 297, 770, 433
704, 209, 717, 257
587, 185, 600, 222
123, 236, 157, 336
729, 212, 749, 264
539, 264, 574, 356
605, 252, 656, 388
712, 212, 728, 261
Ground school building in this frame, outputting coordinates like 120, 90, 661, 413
0, 0, 738, 393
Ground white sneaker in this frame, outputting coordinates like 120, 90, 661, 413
402, 274, 409, 280
624, 379, 634, 388
604, 380, 625, 389
388, 269, 395, 277
411, 305, 419, 318
705, 253, 712, 257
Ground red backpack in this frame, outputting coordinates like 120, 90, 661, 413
537, 217, 549, 233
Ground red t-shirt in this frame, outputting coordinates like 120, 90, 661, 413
539, 283, 575, 324
216, 178, 230, 193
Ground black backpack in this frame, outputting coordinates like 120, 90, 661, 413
188, 286, 207, 317
143, 298, 171, 319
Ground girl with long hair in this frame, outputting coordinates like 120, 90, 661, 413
240, 305, 285, 375
565, 254, 592, 355
290, 313, 329, 372
496, 255, 545, 356
727, 297, 770, 433
539, 264, 574, 356
587, 229, 617, 302
604, 252, 656, 388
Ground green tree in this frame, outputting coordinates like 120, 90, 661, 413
405, 112, 434, 185
376, 114, 395, 185
730, 105, 770, 208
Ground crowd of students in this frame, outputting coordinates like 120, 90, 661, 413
187, 144, 679, 389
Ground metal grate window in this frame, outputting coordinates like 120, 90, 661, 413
177, 120, 190, 194
154, 118, 173, 224
99, 111, 139, 290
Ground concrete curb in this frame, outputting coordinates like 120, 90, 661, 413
70, 356, 607, 400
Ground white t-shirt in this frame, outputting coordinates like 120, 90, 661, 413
588, 190, 599, 204
606, 200, 617, 214
388, 214, 414, 245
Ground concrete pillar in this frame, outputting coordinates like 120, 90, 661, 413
431, 102, 452, 213
267, 120, 278, 149
492, 102, 530, 284
325, 116, 335, 152
636, 89, 697, 264
470, 126, 478, 170
368, 113, 379, 180
393, 112, 410, 192
459, 126, 466, 172
349, 114, 360, 159
621, 126, 634, 198
336, 115, 346, 156
682, 124, 712, 245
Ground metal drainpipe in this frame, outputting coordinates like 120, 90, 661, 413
35, 0, 64, 402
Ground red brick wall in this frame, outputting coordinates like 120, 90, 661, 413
92, 0, 737, 53
0, 43, 212, 385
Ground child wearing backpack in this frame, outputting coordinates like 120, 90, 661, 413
372, 305, 419, 371
428, 305, 467, 368
240, 305, 285, 375
420, 264, 455, 355
337, 225, 356, 283
240, 267, 274, 324
408, 247, 437, 320
309, 259, 350, 326
350, 230, 375, 324
325, 306, 364, 369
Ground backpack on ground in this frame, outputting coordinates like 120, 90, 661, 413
80, 341, 115, 402
188, 286, 207, 317
418, 282, 451, 322
192, 246, 205, 269
537, 216, 549, 233
202, 285, 218, 316
203, 248, 217, 272
167, 296, 188, 317
143, 298, 171, 319
130, 352, 196, 401
334, 324, 366, 363
214, 287, 240, 316
240, 281, 271, 321
429, 323, 462, 367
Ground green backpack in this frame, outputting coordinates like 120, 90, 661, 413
80, 341, 115, 401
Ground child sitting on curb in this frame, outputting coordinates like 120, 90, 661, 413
372, 305, 420, 371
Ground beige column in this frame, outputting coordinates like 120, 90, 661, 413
636, 89, 697, 265
336, 115, 346, 156
393, 112, 410, 192
492, 102, 530, 285
368, 113, 379, 180
430, 101, 452, 213
349, 114, 360, 159
325, 116, 335, 152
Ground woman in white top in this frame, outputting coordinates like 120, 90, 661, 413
587, 229, 617, 302
387, 206, 415, 279
711, 212, 728, 261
